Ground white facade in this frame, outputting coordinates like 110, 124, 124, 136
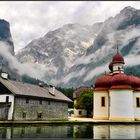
93, 91, 109, 120
109, 89, 134, 120
113, 63, 124, 72
0, 94, 14, 120
133, 91, 140, 120
93, 89, 139, 121
74, 108, 87, 117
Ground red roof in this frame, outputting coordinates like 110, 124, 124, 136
128, 75, 140, 91
95, 75, 112, 91
94, 73, 138, 90
112, 52, 125, 64
111, 73, 131, 89
94, 51, 140, 91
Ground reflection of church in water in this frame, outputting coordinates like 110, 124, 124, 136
93, 49, 140, 121
93, 125, 140, 139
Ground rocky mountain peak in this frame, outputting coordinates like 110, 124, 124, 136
120, 6, 138, 14
16, 6, 140, 87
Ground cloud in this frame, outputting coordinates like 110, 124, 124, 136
50, 67, 86, 85
125, 55, 140, 66
0, 1, 140, 53
83, 63, 109, 82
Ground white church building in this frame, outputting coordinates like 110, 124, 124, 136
93, 50, 140, 121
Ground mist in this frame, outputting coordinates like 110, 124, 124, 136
0, 42, 46, 80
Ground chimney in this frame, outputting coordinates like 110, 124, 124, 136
1, 72, 8, 80
49, 85, 55, 96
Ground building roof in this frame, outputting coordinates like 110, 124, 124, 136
111, 73, 131, 89
95, 74, 112, 91
94, 51, 140, 91
0, 78, 72, 103
112, 52, 125, 64
73, 86, 91, 99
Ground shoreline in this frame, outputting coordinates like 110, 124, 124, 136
0, 117, 140, 125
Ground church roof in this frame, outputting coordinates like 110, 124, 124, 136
94, 50, 140, 91
94, 73, 140, 91
0, 78, 72, 102
129, 75, 140, 91
110, 73, 131, 89
112, 52, 125, 64
95, 74, 112, 91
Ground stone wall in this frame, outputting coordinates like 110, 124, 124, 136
0, 104, 9, 120
13, 97, 68, 120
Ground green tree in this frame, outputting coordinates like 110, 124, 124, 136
75, 90, 93, 117
56, 87, 74, 108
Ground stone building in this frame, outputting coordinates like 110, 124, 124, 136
93, 50, 140, 121
0, 73, 72, 121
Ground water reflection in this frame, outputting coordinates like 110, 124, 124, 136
0, 124, 140, 139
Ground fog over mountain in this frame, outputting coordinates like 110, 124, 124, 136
15, 6, 140, 87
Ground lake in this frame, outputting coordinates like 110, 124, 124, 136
0, 124, 140, 139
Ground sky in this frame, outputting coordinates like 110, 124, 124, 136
0, 1, 140, 53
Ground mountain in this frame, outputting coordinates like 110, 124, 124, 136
16, 23, 102, 83
16, 6, 140, 88
0, 19, 14, 55
0, 19, 19, 80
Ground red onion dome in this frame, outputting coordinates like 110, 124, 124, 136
95, 74, 112, 91
111, 73, 131, 89
112, 52, 125, 64
128, 75, 140, 91
108, 62, 113, 72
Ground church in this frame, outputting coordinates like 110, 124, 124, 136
93, 50, 140, 121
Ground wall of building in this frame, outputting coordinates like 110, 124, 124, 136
93, 91, 109, 120
0, 94, 14, 120
133, 92, 140, 120
109, 89, 134, 120
113, 63, 124, 72
13, 97, 68, 120
74, 109, 87, 117
74, 99, 87, 117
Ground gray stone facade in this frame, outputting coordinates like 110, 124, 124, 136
13, 97, 68, 120
0, 103, 10, 120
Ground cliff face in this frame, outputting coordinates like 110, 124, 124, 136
0, 19, 19, 80
0, 19, 14, 55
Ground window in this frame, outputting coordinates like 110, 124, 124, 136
39, 100, 42, 105
6, 96, 9, 103
79, 110, 82, 115
26, 98, 29, 104
101, 96, 105, 107
118, 67, 120, 70
37, 112, 42, 119
22, 112, 26, 118
136, 97, 140, 107
48, 101, 50, 105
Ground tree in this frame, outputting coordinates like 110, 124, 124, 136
56, 87, 74, 108
75, 90, 93, 117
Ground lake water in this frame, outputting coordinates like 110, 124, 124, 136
0, 124, 140, 139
